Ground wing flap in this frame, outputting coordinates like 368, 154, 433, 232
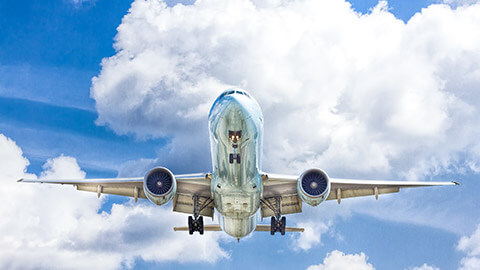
326, 186, 399, 201
76, 183, 147, 199
177, 180, 211, 197
260, 194, 302, 218
172, 193, 214, 218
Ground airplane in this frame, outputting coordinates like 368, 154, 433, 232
18, 89, 458, 239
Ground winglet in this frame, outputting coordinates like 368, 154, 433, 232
452, 181, 460, 185
17, 178, 24, 182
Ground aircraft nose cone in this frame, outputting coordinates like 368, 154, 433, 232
223, 96, 243, 109
221, 97, 246, 118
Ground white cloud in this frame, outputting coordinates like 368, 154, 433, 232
307, 250, 374, 270
458, 257, 480, 270
40, 154, 86, 179
458, 225, 480, 270
443, 0, 480, 7
92, 0, 480, 182
292, 220, 330, 251
407, 263, 440, 270
0, 134, 228, 269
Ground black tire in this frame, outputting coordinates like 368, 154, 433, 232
280, 216, 286, 235
188, 216, 194, 235
229, 154, 233, 164
199, 216, 204, 235
236, 154, 241, 163
270, 217, 276, 235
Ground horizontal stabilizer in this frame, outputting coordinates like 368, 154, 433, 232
255, 225, 304, 232
174, 225, 222, 231
173, 224, 304, 232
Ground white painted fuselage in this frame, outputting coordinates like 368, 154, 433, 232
208, 89, 263, 238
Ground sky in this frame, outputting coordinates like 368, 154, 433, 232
1, 0, 480, 269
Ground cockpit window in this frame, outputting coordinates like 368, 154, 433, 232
217, 89, 250, 100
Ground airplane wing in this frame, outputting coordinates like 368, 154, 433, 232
18, 173, 214, 217
260, 173, 458, 218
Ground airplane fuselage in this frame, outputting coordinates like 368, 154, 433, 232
208, 89, 263, 238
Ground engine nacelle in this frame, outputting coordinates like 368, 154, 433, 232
297, 168, 331, 206
143, 167, 176, 206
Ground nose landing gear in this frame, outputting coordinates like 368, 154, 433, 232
229, 153, 241, 164
228, 130, 242, 164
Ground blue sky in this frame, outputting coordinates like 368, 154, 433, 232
1, 0, 480, 269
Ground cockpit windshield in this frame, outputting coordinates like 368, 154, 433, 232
217, 89, 251, 100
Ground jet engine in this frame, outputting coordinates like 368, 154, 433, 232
297, 168, 331, 206
143, 167, 177, 206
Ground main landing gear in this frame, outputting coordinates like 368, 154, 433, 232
270, 216, 286, 235
261, 196, 287, 235
188, 216, 204, 235
188, 195, 213, 235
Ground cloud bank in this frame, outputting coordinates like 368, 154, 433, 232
0, 134, 228, 269
92, 0, 480, 181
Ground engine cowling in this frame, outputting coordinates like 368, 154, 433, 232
143, 167, 176, 206
297, 168, 331, 206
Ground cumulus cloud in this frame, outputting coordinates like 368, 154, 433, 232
291, 220, 330, 251
0, 134, 228, 269
458, 225, 480, 270
92, 0, 480, 182
307, 250, 374, 270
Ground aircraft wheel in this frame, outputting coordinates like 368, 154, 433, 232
270, 216, 276, 235
199, 216, 204, 235
188, 216, 194, 235
280, 216, 286, 235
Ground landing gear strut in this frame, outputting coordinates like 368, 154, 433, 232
261, 196, 286, 235
188, 195, 213, 235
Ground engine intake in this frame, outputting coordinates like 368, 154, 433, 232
297, 169, 330, 206
143, 167, 176, 206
